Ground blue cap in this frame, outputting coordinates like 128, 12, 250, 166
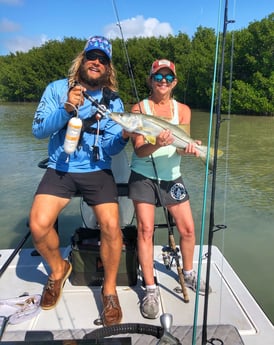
84, 36, 112, 60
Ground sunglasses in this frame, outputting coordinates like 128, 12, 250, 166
85, 51, 109, 65
151, 73, 175, 83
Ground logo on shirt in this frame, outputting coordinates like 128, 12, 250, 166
170, 183, 186, 201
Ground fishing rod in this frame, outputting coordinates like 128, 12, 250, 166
201, 0, 235, 344
151, 159, 189, 303
112, 0, 189, 302
112, 0, 141, 106
0, 231, 31, 278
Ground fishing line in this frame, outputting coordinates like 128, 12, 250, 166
222, 0, 236, 226
190, 0, 235, 344
112, 0, 141, 109
202, 5, 236, 345
216, 0, 236, 325
112, 0, 189, 301
191, 0, 223, 341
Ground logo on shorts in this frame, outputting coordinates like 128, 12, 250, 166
170, 183, 186, 201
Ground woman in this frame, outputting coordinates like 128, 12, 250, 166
128, 59, 207, 319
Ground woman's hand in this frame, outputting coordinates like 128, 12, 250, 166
156, 129, 174, 147
177, 140, 201, 156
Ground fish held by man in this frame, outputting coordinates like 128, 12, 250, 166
109, 111, 223, 170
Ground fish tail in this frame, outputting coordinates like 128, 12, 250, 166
198, 146, 224, 170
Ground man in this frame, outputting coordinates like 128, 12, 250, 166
29, 36, 128, 326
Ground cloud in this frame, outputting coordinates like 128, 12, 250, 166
0, 18, 20, 32
104, 15, 173, 39
4, 34, 48, 54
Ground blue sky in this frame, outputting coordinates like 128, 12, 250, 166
0, 0, 272, 56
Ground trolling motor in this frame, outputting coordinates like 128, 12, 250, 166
156, 313, 181, 345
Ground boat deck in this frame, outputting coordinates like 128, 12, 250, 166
0, 245, 273, 344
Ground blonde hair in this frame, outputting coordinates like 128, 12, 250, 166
68, 51, 118, 91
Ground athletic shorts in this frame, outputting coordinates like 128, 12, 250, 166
35, 168, 118, 206
128, 170, 189, 206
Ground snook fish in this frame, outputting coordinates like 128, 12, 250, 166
109, 111, 223, 170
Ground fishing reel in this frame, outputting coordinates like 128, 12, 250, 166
162, 245, 180, 270
82, 92, 108, 120
69, 80, 109, 120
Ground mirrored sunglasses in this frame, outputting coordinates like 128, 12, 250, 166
85, 51, 110, 65
152, 73, 175, 83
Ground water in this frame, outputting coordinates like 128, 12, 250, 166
0, 103, 273, 324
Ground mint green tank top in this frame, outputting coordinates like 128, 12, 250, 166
130, 99, 182, 181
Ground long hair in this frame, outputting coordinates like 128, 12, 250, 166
67, 51, 118, 91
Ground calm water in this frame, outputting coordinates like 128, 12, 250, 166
0, 103, 273, 324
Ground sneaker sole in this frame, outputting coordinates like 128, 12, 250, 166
141, 310, 159, 319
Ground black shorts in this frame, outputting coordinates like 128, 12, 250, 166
35, 168, 118, 206
128, 170, 189, 207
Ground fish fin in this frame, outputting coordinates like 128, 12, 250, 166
178, 124, 190, 136
145, 135, 156, 145
208, 148, 224, 159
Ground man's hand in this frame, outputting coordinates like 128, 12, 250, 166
65, 84, 86, 113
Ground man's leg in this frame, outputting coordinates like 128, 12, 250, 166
29, 194, 72, 309
93, 202, 123, 325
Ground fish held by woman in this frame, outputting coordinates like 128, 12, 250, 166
109, 111, 223, 170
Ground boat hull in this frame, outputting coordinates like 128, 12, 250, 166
0, 245, 273, 344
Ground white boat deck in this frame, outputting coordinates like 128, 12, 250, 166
0, 245, 273, 344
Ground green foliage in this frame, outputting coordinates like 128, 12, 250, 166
0, 13, 273, 115
187, 26, 216, 109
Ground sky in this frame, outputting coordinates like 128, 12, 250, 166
0, 0, 273, 56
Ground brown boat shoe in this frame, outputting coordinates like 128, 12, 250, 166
101, 288, 123, 326
40, 260, 72, 310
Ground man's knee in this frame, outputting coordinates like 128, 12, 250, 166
29, 211, 56, 239
101, 224, 122, 243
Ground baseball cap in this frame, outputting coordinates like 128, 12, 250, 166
84, 36, 112, 60
150, 59, 176, 76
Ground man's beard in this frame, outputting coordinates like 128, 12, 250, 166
79, 64, 109, 89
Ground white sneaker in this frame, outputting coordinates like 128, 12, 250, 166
141, 288, 159, 319
184, 270, 211, 295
